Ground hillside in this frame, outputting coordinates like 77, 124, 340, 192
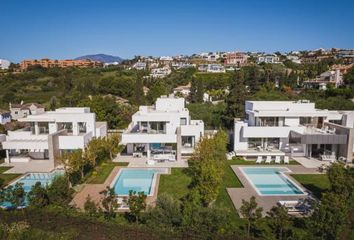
75, 54, 123, 63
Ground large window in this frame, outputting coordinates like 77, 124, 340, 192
182, 136, 195, 148
38, 122, 49, 134
149, 122, 166, 134
300, 117, 313, 126
78, 122, 87, 134
255, 117, 284, 127
180, 118, 187, 125
57, 122, 73, 133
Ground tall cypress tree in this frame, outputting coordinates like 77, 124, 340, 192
223, 70, 246, 128
133, 77, 145, 105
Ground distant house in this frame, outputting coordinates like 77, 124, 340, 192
150, 66, 171, 78
159, 56, 173, 61
225, 52, 248, 66
303, 70, 343, 90
257, 54, 280, 64
173, 83, 191, 97
133, 61, 147, 70
10, 102, 45, 120
207, 64, 225, 73
286, 55, 301, 64
0, 59, 11, 70
0, 110, 11, 125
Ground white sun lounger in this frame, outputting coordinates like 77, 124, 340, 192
265, 155, 272, 164
284, 156, 289, 164
275, 155, 281, 164
256, 156, 263, 164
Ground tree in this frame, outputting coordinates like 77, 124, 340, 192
99, 186, 118, 220
84, 194, 99, 217
187, 130, 227, 206
5, 182, 26, 208
240, 196, 263, 238
47, 175, 73, 207
104, 133, 123, 160
133, 77, 145, 105
145, 193, 183, 229
27, 182, 50, 208
146, 81, 168, 104
49, 96, 58, 110
127, 190, 147, 223
309, 192, 348, 240
223, 70, 247, 128
267, 205, 290, 240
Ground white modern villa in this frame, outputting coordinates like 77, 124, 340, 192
1, 107, 107, 168
121, 95, 204, 162
234, 100, 354, 163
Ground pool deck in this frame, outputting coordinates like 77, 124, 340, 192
227, 165, 320, 217
71, 166, 168, 211
113, 155, 189, 168
0, 160, 55, 174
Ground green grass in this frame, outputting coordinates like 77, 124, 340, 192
291, 174, 330, 199
0, 167, 22, 186
86, 162, 129, 184
158, 168, 192, 200
215, 162, 243, 223
229, 157, 300, 165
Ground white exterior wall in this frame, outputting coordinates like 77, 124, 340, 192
235, 100, 354, 153
2, 108, 107, 157
121, 96, 204, 153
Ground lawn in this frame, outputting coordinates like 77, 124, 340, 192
86, 162, 129, 184
291, 174, 330, 199
230, 157, 300, 165
158, 163, 244, 224
158, 168, 191, 200
215, 161, 243, 224
0, 167, 22, 186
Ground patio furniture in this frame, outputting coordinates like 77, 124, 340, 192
257, 146, 262, 151
265, 155, 272, 164
256, 156, 263, 164
147, 159, 155, 165
284, 156, 289, 164
275, 156, 281, 164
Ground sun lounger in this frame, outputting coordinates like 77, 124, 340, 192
265, 155, 272, 164
275, 156, 281, 164
256, 156, 263, 164
284, 156, 289, 164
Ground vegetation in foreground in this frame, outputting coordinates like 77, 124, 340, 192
1, 130, 354, 239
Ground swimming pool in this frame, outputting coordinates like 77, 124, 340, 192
240, 167, 305, 196
111, 168, 167, 196
0, 170, 64, 208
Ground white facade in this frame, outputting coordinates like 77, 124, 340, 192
150, 66, 171, 78
2, 107, 107, 165
207, 64, 225, 73
234, 100, 354, 162
257, 54, 280, 64
121, 95, 204, 160
10, 102, 45, 120
0, 59, 10, 69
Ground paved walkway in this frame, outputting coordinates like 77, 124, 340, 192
114, 154, 188, 168
227, 165, 320, 217
0, 160, 55, 174
71, 166, 169, 211
292, 157, 331, 168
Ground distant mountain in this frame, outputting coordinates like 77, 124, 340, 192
75, 54, 123, 63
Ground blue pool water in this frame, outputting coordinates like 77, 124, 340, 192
112, 169, 161, 196
241, 167, 304, 196
0, 171, 64, 208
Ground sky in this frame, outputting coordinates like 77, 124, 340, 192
1, 0, 354, 62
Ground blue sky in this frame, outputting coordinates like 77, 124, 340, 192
1, 0, 354, 62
